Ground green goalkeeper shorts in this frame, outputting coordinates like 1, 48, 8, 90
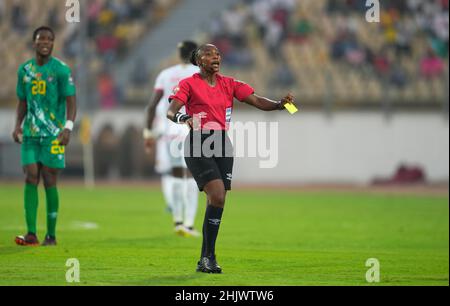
21, 137, 66, 169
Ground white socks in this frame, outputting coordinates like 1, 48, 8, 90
183, 178, 199, 228
172, 177, 185, 224
162, 175, 199, 228
161, 175, 174, 212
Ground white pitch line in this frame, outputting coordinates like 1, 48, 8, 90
1, 221, 99, 231
70, 221, 99, 230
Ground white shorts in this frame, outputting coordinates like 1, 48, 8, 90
155, 137, 171, 174
155, 122, 189, 173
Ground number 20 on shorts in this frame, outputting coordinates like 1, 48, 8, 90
51, 140, 65, 155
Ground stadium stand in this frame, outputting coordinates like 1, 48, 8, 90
1, 0, 448, 109
200, 0, 449, 107
0, 0, 179, 107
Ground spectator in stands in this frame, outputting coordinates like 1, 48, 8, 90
88, 0, 103, 36
96, 29, 120, 61
265, 20, 283, 59
208, 3, 254, 68
251, 0, 272, 40
433, 3, 449, 44
373, 49, 391, 74
110, 0, 132, 23
271, 2, 290, 40
98, 70, 119, 109
420, 48, 445, 80
271, 57, 296, 89
222, 3, 248, 45
293, 15, 313, 41
390, 64, 408, 88
131, 58, 149, 86
1, 0, 448, 109
47, 6, 60, 30
62, 24, 79, 59
11, 0, 27, 33
0, 0, 5, 23
345, 41, 367, 67
395, 19, 414, 57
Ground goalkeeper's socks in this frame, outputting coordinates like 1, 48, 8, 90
45, 187, 59, 238
24, 184, 39, 235
203, 205, 224, 259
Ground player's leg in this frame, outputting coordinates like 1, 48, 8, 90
24, 163, 41, 234
199, 134, 234, 255
172, 131, 199, 236
168, 132, 191, 234
156, 137, 173, 213
161, 174, 174, 213
198, 179, 226, 273
171, 167, 186, 234
15, 163, 41, 246
184, 157, 224, 272
182, 169, 200, 236
41, 166, 60, 246
196, 155, 233, 272
184, 131, 226, 272
16, 138, 42, 246
39, 138, 65, 246
200, 199, 207, 257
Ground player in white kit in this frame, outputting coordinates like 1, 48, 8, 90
144, 41, 200, 237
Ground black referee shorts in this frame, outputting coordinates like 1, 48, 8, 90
184, 130, 234, 192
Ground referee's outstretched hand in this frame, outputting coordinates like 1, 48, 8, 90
280, 93, 296, 108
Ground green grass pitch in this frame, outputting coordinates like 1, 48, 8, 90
0, 184, 448, 286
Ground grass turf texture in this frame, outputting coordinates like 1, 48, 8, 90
0, 185, 448, 286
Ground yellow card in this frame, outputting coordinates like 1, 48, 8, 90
284, 102, 298, 114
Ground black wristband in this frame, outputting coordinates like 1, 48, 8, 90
174, 112, 192, 124
277, 101, 284, 111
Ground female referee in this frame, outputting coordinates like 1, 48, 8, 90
167, 44, 296, 274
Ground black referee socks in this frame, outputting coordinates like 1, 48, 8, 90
202, 205, 224, 259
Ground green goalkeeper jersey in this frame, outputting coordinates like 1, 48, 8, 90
16, 57, 76, 138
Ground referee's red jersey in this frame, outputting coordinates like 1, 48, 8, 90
169, 73, 254, 130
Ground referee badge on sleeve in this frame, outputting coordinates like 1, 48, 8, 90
225, 107, 232, 123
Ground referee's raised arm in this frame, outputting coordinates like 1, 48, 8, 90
243, 93, 296, 111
